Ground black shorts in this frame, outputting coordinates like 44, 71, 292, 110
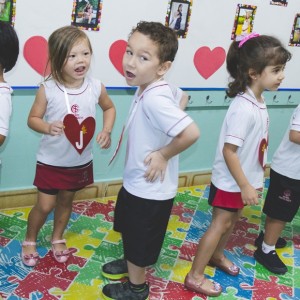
114, 186, 174, 267
263, 168, 300, 222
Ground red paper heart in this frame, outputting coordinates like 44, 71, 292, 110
63, 114, 95, 155
193, 46, 226, 79
23, 36, 51, 76
109, 40, 127, 76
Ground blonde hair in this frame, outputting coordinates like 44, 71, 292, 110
46, 25, 92, 84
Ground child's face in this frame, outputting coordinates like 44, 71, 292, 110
122, 31, 165, 92
62, 38, 91, 87
253, 64, 285, 91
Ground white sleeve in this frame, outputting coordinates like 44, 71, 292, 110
0, 94, 12, 137
168, 84, 183, 107
290, 105, 300, 132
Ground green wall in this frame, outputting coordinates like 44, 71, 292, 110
0, 89, 298, 192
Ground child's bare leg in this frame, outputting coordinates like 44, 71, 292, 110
127, 260, 146, 284
212, 209, 242, 262
264, 216, 286, 246
188, 207, 233, 286
23, 191, 56, 255
52, 190, 75, 252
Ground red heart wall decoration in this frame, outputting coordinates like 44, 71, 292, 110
193, 46, 226, 79
109, 40, 127, 76
63, 114, 96, 155
23, 36, 51, 76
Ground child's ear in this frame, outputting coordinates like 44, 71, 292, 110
248, 68, 258, 80
158, 61, 172, 76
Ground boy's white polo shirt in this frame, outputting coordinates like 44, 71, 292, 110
271, 104, 300, 180
0, 83, 13, 137
123, 81, 193, 200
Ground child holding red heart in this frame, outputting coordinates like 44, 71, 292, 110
0, 21, 19, 147
22, 25, 116, 267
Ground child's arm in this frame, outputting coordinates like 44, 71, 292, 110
96, 83, 116, 149
28, 85, 64, 135
0, 134, 5, 146
144, 122, 200, 182
223, 143, 258, 205
179, 91, 189, 110
289, 130, 300, 144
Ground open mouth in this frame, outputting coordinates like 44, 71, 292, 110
125, 71, 135, 79
75, 66, 85, 73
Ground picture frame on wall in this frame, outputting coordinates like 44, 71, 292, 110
0, 0, 15, 26
166, 0, 192, 38
231, 4, 257, 40
71, 0, 102, 31
270, 0, 288, 7
289, 14, 300, 47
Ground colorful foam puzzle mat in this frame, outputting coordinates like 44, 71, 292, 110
0, 179, 299, 299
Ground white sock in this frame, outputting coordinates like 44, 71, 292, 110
262, 241, 275, 254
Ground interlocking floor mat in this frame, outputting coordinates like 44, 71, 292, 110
1, 180, 299, 299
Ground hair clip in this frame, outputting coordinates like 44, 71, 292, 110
238, 32, 260, 48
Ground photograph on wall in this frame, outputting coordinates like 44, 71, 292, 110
165, 0, 192, 38
289, 13, 300, 47
0, 0, 16, 25
270, 0, 288, 7
71, 0, 102, 31
231, 4, 257, 40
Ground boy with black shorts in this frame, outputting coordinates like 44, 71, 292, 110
254, 104, 300, 274
101, 21, 200, 300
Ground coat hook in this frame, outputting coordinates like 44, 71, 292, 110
273, 95, 279, 103
206, 95, 212, 104
224, 95, 230, 103
287, 95, 294, 104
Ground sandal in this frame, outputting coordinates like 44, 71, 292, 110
209, 256, 240, 276
184, 273, 222, 297
21, 241, 39, 267
51, 239, 70, 263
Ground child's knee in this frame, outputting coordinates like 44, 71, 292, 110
35, 202, 54, 215
211, 218, 233, 233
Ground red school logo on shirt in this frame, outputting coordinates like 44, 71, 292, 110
63, 114, 95, 154
258, 138, 268, 170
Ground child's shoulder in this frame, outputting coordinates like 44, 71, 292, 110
41, 78, 56, 89
143, 82, 178, 104
0, 82, 12, 95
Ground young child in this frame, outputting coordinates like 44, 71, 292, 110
101, 21, 200, 300
0, 0, 6, 17
241, 10, 251, 36
184, 33, 291, 297
0, 21, 19, 147
169, 3, 183, 31
254, 104, 299, 275
22, 25, 116, 267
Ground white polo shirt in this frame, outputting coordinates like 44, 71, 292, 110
211, 90, 269, 192
271, 104, 300, 180
123, 80, 193, 200
0, 83, 13, 137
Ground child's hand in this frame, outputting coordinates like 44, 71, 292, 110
240, 184, 258, 206
143, 151, 168, 183
49, 121, 64, 136
96, 131, 111, 149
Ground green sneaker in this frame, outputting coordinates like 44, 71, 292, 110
102, 281, 149, 300
102, 259, 128, 280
